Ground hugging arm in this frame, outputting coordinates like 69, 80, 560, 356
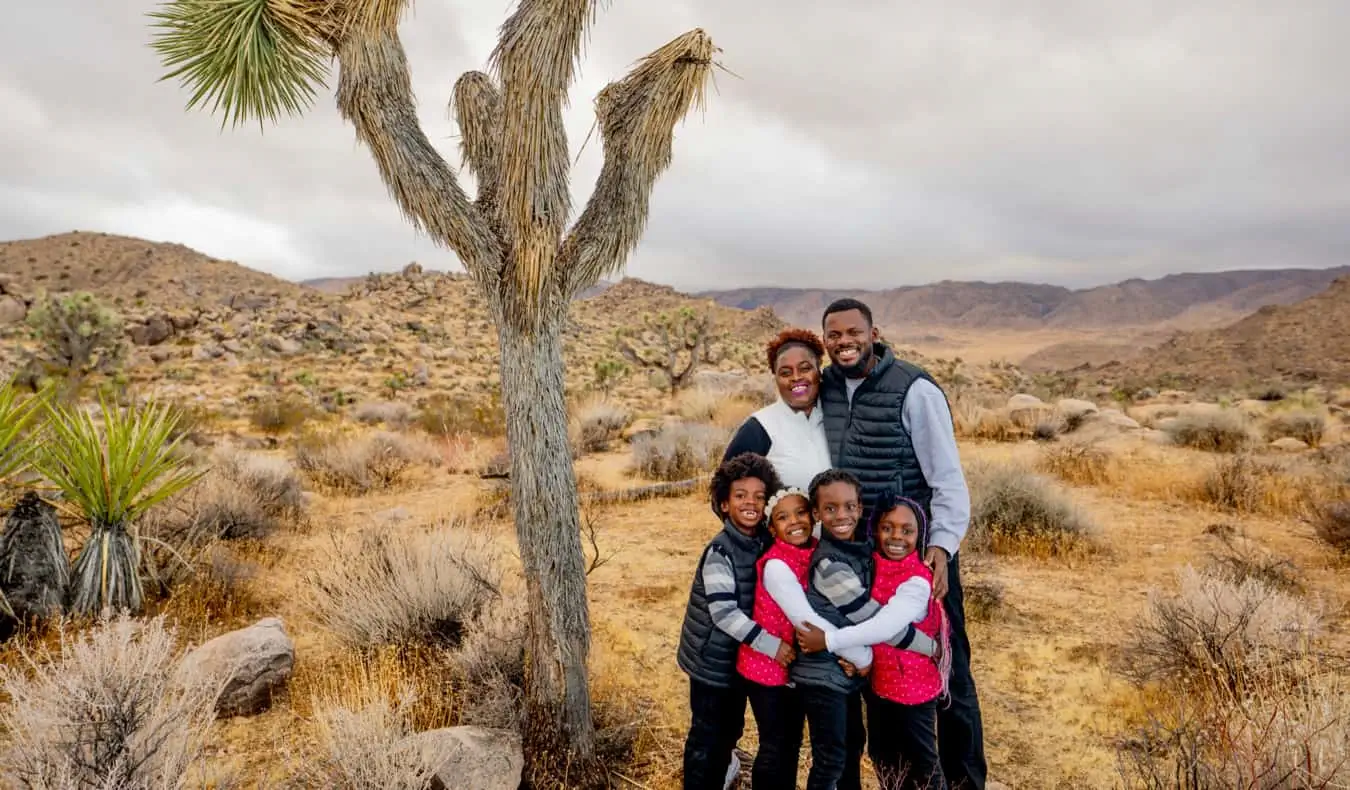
763, 559, 872, 668
702, 548, 782, 658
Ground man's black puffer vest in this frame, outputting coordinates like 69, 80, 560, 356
820, 343, 946, 523
677, 521, 766, 688
788, 532, 872, 694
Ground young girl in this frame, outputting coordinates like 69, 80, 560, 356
819, 491, 952, 790
736, 486, 875, 790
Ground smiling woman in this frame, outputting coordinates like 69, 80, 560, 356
721, 328, 833, 491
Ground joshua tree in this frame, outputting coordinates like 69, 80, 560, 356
615, 307, 720, 395
148, 0, 714, 779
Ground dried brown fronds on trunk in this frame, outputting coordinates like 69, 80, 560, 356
451, 71, 503, 206
489, 0, 597, 311
335, 32, 501, 281
559, 29, 714, 297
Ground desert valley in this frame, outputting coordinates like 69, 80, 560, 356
1, 230, 1348, 788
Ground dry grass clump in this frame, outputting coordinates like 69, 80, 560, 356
352, 399, 415, 428
630, 421, 728, 481
416, 392, 504, 438
966, 461, 1097, 556
1161, 408, 1253, 452
572, 398, 633, 454
1193, 454, 1334, 518
675, 386, 720, 423
303, 519, 503, 649
291, 691, 440, 790
0, 613, 220, 789
953, 404, 1029, 443
1312, 501, 1350, 555
447, 595, 528, 729
294, 429, 439, 493
1037, 441, 1116, 486
1121, 566, 1318, 695
183, 447, 304, 540
250, 392, 315, 435
1263, 408, 1327, 447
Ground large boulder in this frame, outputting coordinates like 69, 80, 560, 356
127, 314, 175, 346
407, 726, 523, 790
178, 617, 295, 717
0, 295, 26, 325
0, 493, 70, 625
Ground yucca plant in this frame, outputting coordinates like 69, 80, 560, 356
0, 374, 43, 492
30, 395, 205, 615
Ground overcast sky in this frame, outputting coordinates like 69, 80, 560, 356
3, 1, 1347, 291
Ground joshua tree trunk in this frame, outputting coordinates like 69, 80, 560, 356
151, 0, 715, 781
496, 313, 597, 763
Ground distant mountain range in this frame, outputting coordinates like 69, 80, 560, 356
697, 267, 1350, 331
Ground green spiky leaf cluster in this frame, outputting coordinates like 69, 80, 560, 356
30, 395, 205, 614
149, 0, 334, 128
0, 376, 42, 490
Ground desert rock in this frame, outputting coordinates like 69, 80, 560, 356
179, 616, 295, 717
408, 726, 523, 790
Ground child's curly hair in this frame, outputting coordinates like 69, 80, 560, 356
766, 328, 826, 372
807, 468, 863, 508
710, 452, 783, 518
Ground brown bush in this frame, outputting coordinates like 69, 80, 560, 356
1204, 533, 1302, 595
966, 461, 1096, 556
1161, 409, 1253, 452
571, 399, 632, 454
352, 400, 416, 429
250, 393, 315, 435
303, 519, 503, 649
1313, 501, 1350, 555
294, 691, 440, 790
416, 391, 504, 438
1263, 408, 1326, 447
630, 422, 728, 481
1121, 567, 1319, 695
675, 387, 720, 423
1038, 441, 1115, 486
294, 430, 439, 493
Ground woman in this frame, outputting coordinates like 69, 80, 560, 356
722, 328, 832, 492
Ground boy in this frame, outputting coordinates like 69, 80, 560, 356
678, 452, 792, 790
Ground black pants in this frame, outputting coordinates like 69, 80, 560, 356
867, 691, 946, 790
939, 552, 988, 790
682, 677, 748, 790
746, 682, 806, 790
800, 685, 866, 790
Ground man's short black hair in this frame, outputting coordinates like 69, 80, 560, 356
822, 298, 873, 329
807, 468, 862, 507
710, 452, 783, 518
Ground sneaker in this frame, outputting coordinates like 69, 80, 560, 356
722, 751, 740, 789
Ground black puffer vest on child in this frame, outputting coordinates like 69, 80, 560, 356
677, 521, 765, 688
788, 532, 872, 694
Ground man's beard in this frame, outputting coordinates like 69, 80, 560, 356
832, 344, 873, 378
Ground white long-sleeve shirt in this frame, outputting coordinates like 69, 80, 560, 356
761, 559, 873, 669
823, 576, 930, 653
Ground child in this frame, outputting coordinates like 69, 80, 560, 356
735, 485, 875, 789
807, 491, 952, 789
678, 452, 790, 790
789, 470, 938, 790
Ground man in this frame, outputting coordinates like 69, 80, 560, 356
816, 297, 987, 790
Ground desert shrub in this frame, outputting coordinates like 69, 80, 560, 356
1122, 566, 1319, 695
966, 461, 1095, 555
1162, 408, 1253, 452
572, 399, 632, 454
1264, 409, 1326, 447
352, 399, 415, 428
416, 391, 504, 437
147, 448, 303, 549
0, 614, 219, 789
304, 519, 503, 649
294, 692, 439, 790
1196, 454, 1315, 516
1032, 416, 1064, 441
735, 374, 777, 408
953, 405, 1028, 442
676, 387, 720, 423
448, 595, 528, 729
294, 430, 438, 493
1038, 441, 1114, 486
630, 422, 728, 481
250, 393, 315, 434
1313, 501, 1350, 555
1204, 532, 1302, 595
25, 291, 125, 376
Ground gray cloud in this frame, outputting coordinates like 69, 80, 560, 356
2, 1, 1347, 290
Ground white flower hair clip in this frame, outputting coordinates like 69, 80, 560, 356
765, 486, 809, 521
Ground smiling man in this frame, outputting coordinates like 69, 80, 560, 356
817, 297, 987, 790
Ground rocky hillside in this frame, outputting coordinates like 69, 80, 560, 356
702, 266, 1350, 331
1076, 276, 1350, 390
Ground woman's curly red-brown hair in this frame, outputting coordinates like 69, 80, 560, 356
765, 328, 826, 371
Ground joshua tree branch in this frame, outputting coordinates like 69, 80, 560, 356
451, 70, 503, 207
558, 30, 715, 298
489, 0, 597, 310
335, 32, 502, 283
